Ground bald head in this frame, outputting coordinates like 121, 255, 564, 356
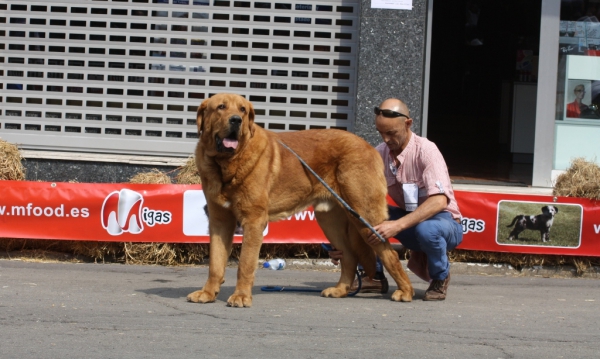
378, 98, 410, 119
375, 98, 413, 154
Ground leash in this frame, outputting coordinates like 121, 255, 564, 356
277, 140, 386, 243
260, 270, 362, 296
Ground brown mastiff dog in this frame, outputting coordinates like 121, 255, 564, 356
187, 93, 414, 307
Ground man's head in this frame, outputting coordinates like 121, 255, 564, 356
375, 98, 413, 154
574, 84, 586, 100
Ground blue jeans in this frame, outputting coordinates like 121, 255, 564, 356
388, 205, 463, 280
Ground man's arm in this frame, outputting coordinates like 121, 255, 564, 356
367, 194, 448, 245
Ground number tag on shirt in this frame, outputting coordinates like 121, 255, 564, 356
403, 183, 419, 212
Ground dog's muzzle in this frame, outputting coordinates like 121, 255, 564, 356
215, 116, 242, 153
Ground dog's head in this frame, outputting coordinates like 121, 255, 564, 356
196, 93, 255, 156
541, 205, 558, 217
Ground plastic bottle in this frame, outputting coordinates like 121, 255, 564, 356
263, 259, 286, 270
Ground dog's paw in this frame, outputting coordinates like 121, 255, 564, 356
320, 287, 348, 298
187, 290, 216, 303
391, 289, 413, 302
227, 293, 252, 307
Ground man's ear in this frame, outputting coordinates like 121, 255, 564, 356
246, 99, 255, 137
196, 99, 209, 134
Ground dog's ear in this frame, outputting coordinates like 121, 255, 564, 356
246, 98, 256, 137
541, 206, 547, 213
196, 98, 209, 134
554, 206, 558, 213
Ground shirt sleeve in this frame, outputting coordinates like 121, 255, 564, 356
419, 143, 453, 201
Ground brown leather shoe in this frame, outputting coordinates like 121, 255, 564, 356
423, 273, 450, 301
350, 272, 389, 294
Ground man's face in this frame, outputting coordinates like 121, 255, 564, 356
575, 86, 586, 100
375, 115, 410, 153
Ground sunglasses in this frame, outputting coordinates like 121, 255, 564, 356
374, 107, 409, 119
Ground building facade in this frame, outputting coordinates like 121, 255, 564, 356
2, 0, 596, 187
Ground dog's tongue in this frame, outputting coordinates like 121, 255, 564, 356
223, 138, 238, 149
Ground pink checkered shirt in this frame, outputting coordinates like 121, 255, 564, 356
376, 134, 461, 220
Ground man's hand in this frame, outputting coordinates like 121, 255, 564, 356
327, 249, 343, 265
367, 194, 448, 246
367, 220, 402, 246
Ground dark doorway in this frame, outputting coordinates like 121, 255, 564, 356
427, 0, 542, 186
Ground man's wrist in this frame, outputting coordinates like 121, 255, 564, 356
393, 219, 405, 235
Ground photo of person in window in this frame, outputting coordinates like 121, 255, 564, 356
566, 83, 589, 118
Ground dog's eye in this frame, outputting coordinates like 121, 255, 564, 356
217, 104, 226, 110
240, 106, 246, 113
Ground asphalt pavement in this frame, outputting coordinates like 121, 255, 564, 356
1, 259, 599, 359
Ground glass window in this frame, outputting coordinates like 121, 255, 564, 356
554, 0, 600, 170
172, 25, 188, 31
171, 38, 187, 45
152, 24, 168, 31
173, 11, 189, 18
91, 8, 108, 15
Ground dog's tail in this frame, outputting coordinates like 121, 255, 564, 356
506, 215, 522, 227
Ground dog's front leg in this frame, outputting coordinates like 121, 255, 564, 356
187, 205, 236, 304
196, 154, 231, 208
542, 231, 550, 242
226, 215, 268, 308
314, 209, 360, 298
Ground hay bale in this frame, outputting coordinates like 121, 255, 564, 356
0, 138, 25, 180
122, 242, 210, 265
124, 167, 168, 262
0, 238, 113, 263
129, 168, 172, 184
448, 249, 599, 275
553, 157, 600, 200
71, 241, 124, 263
175, 156, 202, 184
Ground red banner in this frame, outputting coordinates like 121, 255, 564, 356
1, 181, 599, 256
455, 191, 600, 256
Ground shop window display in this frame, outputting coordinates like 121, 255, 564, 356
554, 0, 600, 169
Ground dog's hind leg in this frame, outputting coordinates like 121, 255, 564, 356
338, 179, 414, 302
315, 205, 365, 298
372, 240, 414, 301
187, 203, 236, 304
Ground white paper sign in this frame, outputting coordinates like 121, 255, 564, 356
402, 183, 419, 212
371, 0, 412, 10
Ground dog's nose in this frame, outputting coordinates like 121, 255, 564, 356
229, 116, 242, 127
